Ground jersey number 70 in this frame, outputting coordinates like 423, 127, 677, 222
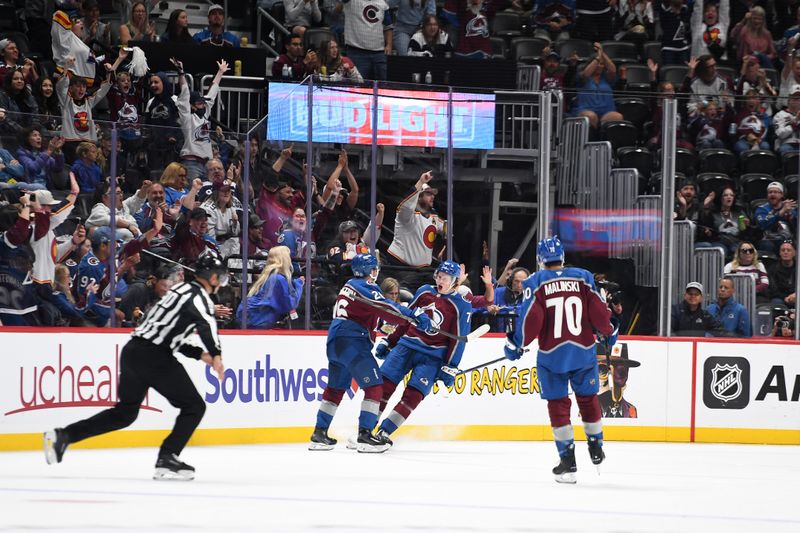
546, 296, 583, 338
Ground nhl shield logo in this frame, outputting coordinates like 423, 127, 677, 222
710, 364, 743, 402
703, 357, 750, 409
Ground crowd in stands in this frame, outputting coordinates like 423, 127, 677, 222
0, 0, 798, 338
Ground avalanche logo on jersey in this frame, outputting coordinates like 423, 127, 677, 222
87, 256, 100, 266
423, 224, 436, 249
417, 301, 444, 335
465, 13, 489, 38
194, 122, 210, 143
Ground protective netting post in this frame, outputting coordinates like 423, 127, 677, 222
658, 98, 678, 337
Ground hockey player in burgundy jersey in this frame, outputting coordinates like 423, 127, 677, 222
374, 261, 472, 444
505, 236, 618, 483
309, 253, 433, 453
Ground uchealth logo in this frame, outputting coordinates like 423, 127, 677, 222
703, 356, 750, 409
5, 344, 160, 416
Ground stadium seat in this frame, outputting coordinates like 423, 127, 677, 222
511, 37, 548, 63
649, 171, 686, 194
601, 41, 638, 63
617, 146, 652, 180
675, 147, 697, 177
615, 97, 649, 130
555, 39, 594, 61
490, 37, 507, 59
642, 41, 661, 64
491, 11, 522, 38
739, 173, 774, 202
716, 66, 736, 82
621, 64, 651, 85
659, 65, 688, 86
697, 172, 735, 197
740, 150, 778, 175
601, 120, 638, 151
785, 174, 799, 200
304, 27, 333, 53
699, 148, 737, 175
0, 2, 19, 31
0, 31, 35, 57
782, 151, 800, 176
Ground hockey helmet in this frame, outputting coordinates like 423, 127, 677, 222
435, 260, 461, 279
537, 235, 564, 266
351, 253, 379, 278
195, 252, 229, 287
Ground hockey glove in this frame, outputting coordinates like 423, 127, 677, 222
412, 308, 436, 334
437, 367, 456, 388
374, 338, 391, 360
504, 339, 524, 361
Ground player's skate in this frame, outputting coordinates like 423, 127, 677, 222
552, 445, 577, 484
308, 428, 337, 451
43, 428, 69, 465
153, 453, 195, 481
376, 429, 393, 447
588, 436, 605, 474
356, 428, 391, 453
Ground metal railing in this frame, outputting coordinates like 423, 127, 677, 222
255, 6, 290, 57
200, 74, 267, 135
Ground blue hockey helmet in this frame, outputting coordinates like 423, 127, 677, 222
435, 260, 461, 279
537, 235, 565, 265
351, 253, 379, 278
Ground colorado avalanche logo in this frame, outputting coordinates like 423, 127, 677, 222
363, 4, 380, 23
465, 14, 489, 38
73, 111, 90, 132
703, 27, 721, 45
418, 302, 444, 334
710, 363, 743, 402
194, 122, 210, 143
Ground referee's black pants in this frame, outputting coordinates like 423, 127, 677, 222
63, 337, 207, 457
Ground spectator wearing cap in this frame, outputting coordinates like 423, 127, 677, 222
768, 240, 797, 305
119, 266, 178, 325
202, 180, 240, 259
257, 177, 305, 249
387, 171, 445, 267
531, 0, 575, 42
327, 204, 384, 273
119, 1, 158, 45
724, 241, 770, 297
175, 57, 229, 180
671, 281, 726, 336
75, 225, 116, 302
707, 277, 752, 337
193, 4, 241, 47
408, 14, 452, 57
754, 181, 798, 253
85, 179, 150, 241
170, 178, 219, 268
242, 212, 269, 258
272, 33, 316, 80
27, 175, 81, 289
773, 90, 800, 153
674, 180, 701, 223
539, 48, 576, 91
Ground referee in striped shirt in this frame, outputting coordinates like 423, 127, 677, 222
44, 254, 228, 481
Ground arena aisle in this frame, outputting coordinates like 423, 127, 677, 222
1, 440, 798, 531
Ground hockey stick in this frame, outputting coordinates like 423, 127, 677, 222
441, 350, 530, 377
141, 249, 197, 273
350, 290, 491, 342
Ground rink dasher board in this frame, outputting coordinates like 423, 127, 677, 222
0, 329, 798, 450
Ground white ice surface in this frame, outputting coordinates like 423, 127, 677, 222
1, 440, 799, 532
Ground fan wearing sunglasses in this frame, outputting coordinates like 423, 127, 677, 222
723, 241, 770, 298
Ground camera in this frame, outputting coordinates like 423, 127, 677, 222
597, 280, 623, 307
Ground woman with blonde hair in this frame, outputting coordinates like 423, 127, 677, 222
159, 162, 188, 207
730, 6, 777, 66
237, 246, 304, 329
724, 241, 770, 297
119, 1, 158, 46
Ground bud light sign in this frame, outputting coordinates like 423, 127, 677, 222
267, 82, 496, 149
